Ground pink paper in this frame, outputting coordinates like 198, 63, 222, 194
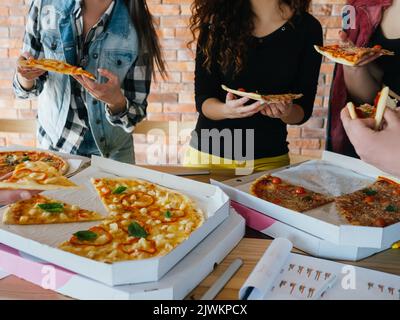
231, 201, 276, 231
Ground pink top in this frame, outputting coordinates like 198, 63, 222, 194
328, 0, 393, 157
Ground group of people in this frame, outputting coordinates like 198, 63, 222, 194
1, 0, 399, 206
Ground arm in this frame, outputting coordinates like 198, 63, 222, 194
262, 18, 323, 125
13, 0, 46, 99
340, 31, 383, 104
195, 34, 263, 121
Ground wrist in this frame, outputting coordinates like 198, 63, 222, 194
107, 93, 127, 115
17, 73, 34, 91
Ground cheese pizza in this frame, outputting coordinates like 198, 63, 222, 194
346, 86, 390, 130
0, 150, 68, 177
58, 177, 205, 263
221, 85, 303, 103
0, 161, 78, 190
250, 175, 333, 212
19, 57, 96, 80
3, 194, 103, 225
335, 177, 400, 227
314, 44, 394, 67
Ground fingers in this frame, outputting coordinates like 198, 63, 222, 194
383, 108, 400, 128
98, 68, 117, 82
235, 100, 264, 116
0, 189, 38, 206
355, 53, 382, 67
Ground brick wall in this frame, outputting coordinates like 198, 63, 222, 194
0, 0, 346, 164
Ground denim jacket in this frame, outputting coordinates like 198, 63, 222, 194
13, 0, 150, 163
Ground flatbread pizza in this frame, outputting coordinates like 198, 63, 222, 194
0, 150, 68, 177
346, 86, 391, 130
250, 175, 333, 212
19, 57, 96, 80
0, 161, 78, 190
335, 177, 400, 227
221, 85, 303, 103
3, 195, 103, 225
314, 44, 394, 66
58, 177, 205, 263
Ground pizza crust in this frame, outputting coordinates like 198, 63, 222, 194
374, 86, 389, 130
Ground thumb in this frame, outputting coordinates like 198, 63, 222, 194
0, 190, 33, 206
383, 108, 400, 128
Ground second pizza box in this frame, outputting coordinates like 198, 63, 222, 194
212, 151, 400, 250
0, 156, 230, 286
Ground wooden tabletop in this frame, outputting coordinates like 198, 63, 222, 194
1, 164, 399, 300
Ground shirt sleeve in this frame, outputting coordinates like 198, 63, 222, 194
194, 30, 222, 116
13, 0, 46, 99
292, 17, 323, 125
105, 53, 151, 133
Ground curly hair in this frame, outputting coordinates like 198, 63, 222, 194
189, 0, 311, 75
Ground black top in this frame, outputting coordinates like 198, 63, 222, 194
190, 13, 323, 160
369, 26, 400, 96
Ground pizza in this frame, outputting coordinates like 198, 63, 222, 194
335, 177, 400, 227
0, 150, 68, 177
2, 194, 103, 225
0, 161, 78, 190
221, 85, 303, 103
19, 57, 96, 80
250, 175, 333, 212
58, 178, 205, 263
346, 87, 391, 130
314, 44, 394, 66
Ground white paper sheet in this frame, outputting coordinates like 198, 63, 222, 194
240, 239, 400, 300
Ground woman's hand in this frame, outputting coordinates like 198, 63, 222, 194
16, 52, 46, 90
222, 93, 264, 119
0, 173, 40, 206
260, 100, 293, 118
341, 107, 400, 177
74, 69, 126, 114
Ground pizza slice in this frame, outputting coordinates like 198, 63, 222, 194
2, 194, 103, 225
250, 175, 333, 212
221, 85, 303, 103
19, 57, 96, 80
314, 44, 394, 66
0, 161, 78, 190
0, 150, 68, 177
335, 177, 400, 227
346, 86, 393, 130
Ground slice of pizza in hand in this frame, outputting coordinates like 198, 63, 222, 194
0, 161, 78, 190
346, 86, 391, 130
335, 176, 400, 227
2, 194, 103, 225
250, 175, 333, 212
19, 57, 96, 80
314, 44, 394, 66
221, 85, 303, 103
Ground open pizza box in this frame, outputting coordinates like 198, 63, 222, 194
0, 210, 245, 300
211, 151, 400, 257
0, 156, 230, 286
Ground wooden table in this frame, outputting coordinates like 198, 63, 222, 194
1, 166, 399, 300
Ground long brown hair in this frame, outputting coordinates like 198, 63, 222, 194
124, 0, 167, 78
189, 0, 311, 75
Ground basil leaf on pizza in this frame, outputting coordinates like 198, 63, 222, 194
112, 186, 127, 194
37, 203, 64, 213
128, 222, 148, 238
74, 230, 98, 241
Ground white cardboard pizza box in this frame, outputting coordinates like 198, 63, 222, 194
0, 156, 230, 286
212, 151, 400, 250
231, 201, 382, 261
0, 210, 245, 300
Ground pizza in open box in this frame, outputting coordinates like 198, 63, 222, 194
58, 177, 205, 263
0, 150, 68, 177
250, 175, 333, 212
335, 177, 400, 227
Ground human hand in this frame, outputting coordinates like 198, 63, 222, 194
74, 69, 126, 114
0, 173, 40, 206
16, 52, 46, 82
341, 107, 400, 177
260, 100, 293, 119
222, 93, 264, 119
